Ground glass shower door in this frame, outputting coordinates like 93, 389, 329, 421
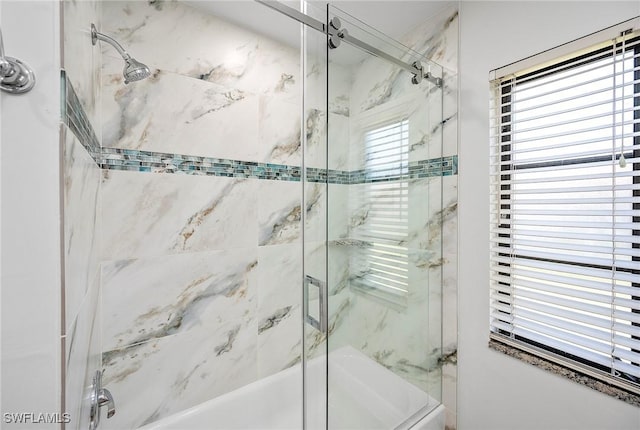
301, 2, 329, 430
324, 5, 444, 429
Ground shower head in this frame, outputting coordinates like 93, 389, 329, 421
123, 57, 151, 84
91, 24, 150, 84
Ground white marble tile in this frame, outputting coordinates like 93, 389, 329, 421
258, 179, 301, 246
336, 287, 435, 390
304, 107, 327, 170
327, 184, 350, 241
302, 54, 327, 170
326, 243, 351, 298
442, 70, 459, 158
327, 62, 352, 171
397, 6, 460, 164
408, 88, 445, 163
257, 244, 301, 317
63, 125, 101, 330
303, 240, 326, 293
442, 360, 457, 430
258, 95, 301, 165
256, 245, 303, 377
304, 58, 326, 109
258, 309, 301, 377
440, 175, 458, 430
102, 248, 258, 352
102, 69, 260, 161
302, 183, 349, 244
304, 182, 325, 243
102, 319, 258, 430
63, 0, 101, 134
352, 62, 405, 117
101, 1, 300, 98
407, 177, 446, 258
101, 170, 258, 260
346, 81, 441, 172
65, 271, 101, 430
399, 7, 459, 75
327, 112, 350, 171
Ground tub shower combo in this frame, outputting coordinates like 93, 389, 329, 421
60, 1, 453, 429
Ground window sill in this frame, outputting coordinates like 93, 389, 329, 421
488, 339, 640, 408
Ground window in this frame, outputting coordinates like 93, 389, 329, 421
351, 119, 410, 305
489, 27, 640, 394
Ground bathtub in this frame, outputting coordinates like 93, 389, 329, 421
139, 346, 444, 430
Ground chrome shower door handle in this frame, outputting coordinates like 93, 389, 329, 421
305, 275, 327, 334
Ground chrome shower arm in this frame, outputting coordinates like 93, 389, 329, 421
89, 23, 150, 84
91, 24, 130, 60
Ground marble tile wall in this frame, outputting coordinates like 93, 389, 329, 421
62, 1, 103, 428
100, 0, 300, 164
100, 248, 259, 428
98, 2, 305, 428
61, 1, 458, 428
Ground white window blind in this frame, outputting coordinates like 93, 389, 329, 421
489, 29, 640, 393
352, 120, 410, 304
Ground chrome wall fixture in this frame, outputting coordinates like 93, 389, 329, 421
90, 24, 150, 84
0, 27, 36, 94
89, 370, 116, 430
255, 0, 443, 87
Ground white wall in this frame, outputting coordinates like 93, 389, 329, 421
0, 1, 62, 426
458, 1, 640, 429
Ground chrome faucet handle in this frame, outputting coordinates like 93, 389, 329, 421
89, 370, 116, 430
97, 388, 116, 419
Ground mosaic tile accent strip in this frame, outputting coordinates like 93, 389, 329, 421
349, 156, 458, 184
98, 148, 302, 181
306, 167, 328, 183
62, 71, 100, 154
62, 70, 458, 183
97, 149, 457, 183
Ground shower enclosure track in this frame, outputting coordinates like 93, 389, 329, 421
254, 0, 443, 87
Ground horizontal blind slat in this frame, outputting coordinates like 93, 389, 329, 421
491, 34, 640, 390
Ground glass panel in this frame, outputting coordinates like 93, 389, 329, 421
302, 2, 329, 430
95, 2, 307, 429
326, 5, 444, 429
